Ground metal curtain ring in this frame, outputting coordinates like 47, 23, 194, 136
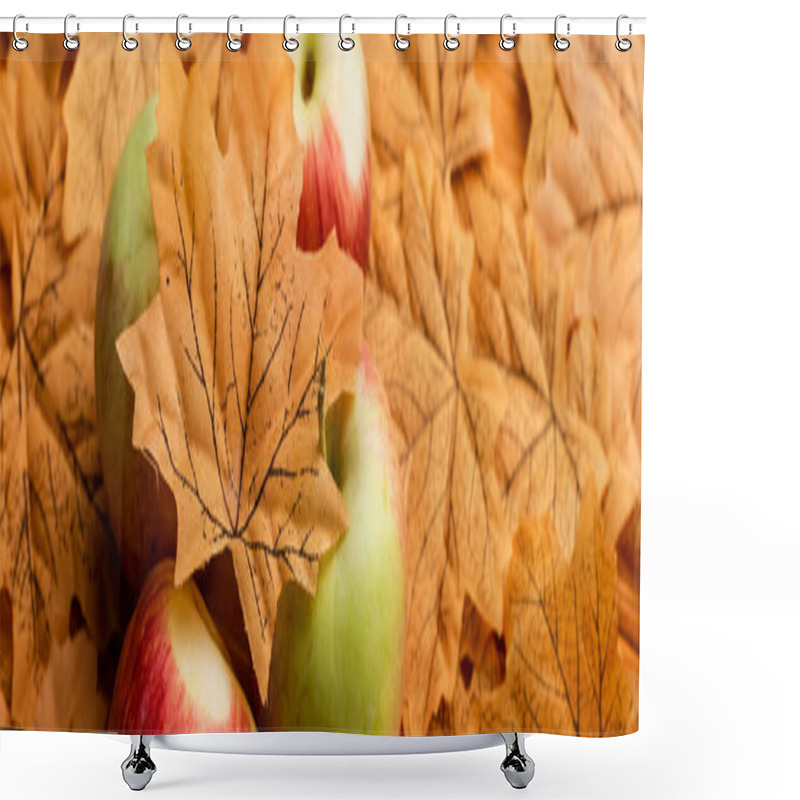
339, 14, 355, 51
499, 13, 515, 50
12, 14, 28, 51
443, 14, 460, 51
616, 14, 632, 51
64, 13, 79, 50
176, 13, 192, 51
283, 15, 299, 52
227, 14, 243, 51
122, 14, 138, 51
553, 14, 570, 51
394, 14, 410, 51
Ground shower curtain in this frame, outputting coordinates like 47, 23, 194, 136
0, 31, 643, 738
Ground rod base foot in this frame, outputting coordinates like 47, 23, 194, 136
500, 733, 535, 789
121, 735, 156, 791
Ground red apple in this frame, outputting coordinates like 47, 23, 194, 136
267, 342, 406, 733
95, 94, 177, 593
291, 34, 371, 271
109, 560, 256, 734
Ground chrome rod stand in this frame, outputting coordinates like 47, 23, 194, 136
500, 733, 535, 789
121, 735, 156, 791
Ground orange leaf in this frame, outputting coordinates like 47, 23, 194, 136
480, 479, 636, 735
117, 47, 363, 703
364, 147, 509, 734
524, 37, 644, 495
62, 34, 157, 243
365, 35, 493, 183
1, 54, 119, 728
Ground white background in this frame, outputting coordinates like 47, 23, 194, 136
2, 0, 799, 798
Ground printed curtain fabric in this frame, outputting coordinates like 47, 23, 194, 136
0, 33, 643, 737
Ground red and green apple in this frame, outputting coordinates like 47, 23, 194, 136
109, 559, 256, 734
267, 342, 406, 733
290, 33, 371, 271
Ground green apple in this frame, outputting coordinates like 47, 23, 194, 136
95, 94, 177, 593
267, 342, 406, 733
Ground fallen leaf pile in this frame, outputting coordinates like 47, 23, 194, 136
0, 37, 120, 729
1, 33, 641, 735
363, 35, 642, 734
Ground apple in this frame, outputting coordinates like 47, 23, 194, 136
267, 342, 406, 734
290, 33, 371, 271
109, 559, 256, 734
95, 93, 177, 593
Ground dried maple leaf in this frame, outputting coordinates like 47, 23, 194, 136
508, 37, 643, 675
117, 52, 363, 703
475, 479, 636, 735
365, 35, 494, 314
1, 55, 118, 728
461, 183, 609, 559
567, 317, 638, 547
523, 36, 644, 498
470, 38, 530, 222
447, 594, 507, 733
365, 35, 493, 184
62, 34, 157, 243
364, 147, 509, 734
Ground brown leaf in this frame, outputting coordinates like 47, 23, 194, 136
524, 36, 644, 494
364, 148, 509, 734
1, 55, 118, 728
450, 595, 507, 733
446, 144, 608, 564
478, 479, 636, 735
471, 38, 530, 218
566, 317, 638, 546
62, 34, 157, 243
30, 627, 108, 731
365, 35, 494, 184
117, 50, 363, 703
366, 35, 496, 321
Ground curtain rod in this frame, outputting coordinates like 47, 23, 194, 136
0, 16, 646, 36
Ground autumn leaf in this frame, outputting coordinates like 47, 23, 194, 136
365, 35, 493, 184
475, 479, 636, 735
30, 626, 108, 731
446, 594, 508, 734
364, 146, 509, 734
0, 55, 119, 727
365, 35, 495, 315
62, 34, 157, 243
523, 36, 643, 500
117, 49, 363, 703
363, 36, 641, 735
461, 178, 609, 559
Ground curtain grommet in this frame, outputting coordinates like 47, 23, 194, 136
12, 14, 29, 51
443, 13, 460, 51
554, 14, 570, 51
394, 14, 410, 51
338, 14, 355, 51
227, 14, 243, 52
283, 15, 299, 52
63, 13, 79, 51
122, 14, 139, 51
499, 14, 516, 50
616, 14, 632, 51
176, 13, 192, 51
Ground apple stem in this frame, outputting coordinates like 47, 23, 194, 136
318, 355, 327, 464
